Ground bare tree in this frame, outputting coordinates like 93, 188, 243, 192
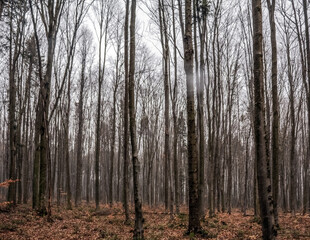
109, 16, 121, 207
30, 0, 65, 214
123, 0, 130, 223
8, 1, 26, 206
128, 0, 144, 238
302, 0, 310, 215
158, 0, 170, 212
252, 0, 276, 238
93, 0, 112, 210
182, 0, 201, 234
75, 27, 92, 206
266, 0, 279, 227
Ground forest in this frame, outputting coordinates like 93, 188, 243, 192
0, 0, 310, 239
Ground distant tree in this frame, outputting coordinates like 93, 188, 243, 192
75, 27, 92, 207
158, 0, 170, 212
108, 15, 121, 207
93, 0, 113, 210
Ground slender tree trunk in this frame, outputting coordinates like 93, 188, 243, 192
227, 96, 232, 214
158, 0, 170, 212
75, 48, 86, 206
23, 75, 31, 204
171, 0, 179, 214
8, 5, 18, 205
109, 78, 118, 207
266, 0, 279, 227
285, 31, 296, 216
95, 81, 102, 210
128, 0, 144, 238
94, 4, 110, 210
64, 77, 72, 210
123, 0, 130, 224
243, 128, 251, 216
302, 0, 310, 215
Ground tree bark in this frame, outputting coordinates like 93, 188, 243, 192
183, 0, 201, 234
252, 0, 276, 238
302, 0, 310, 215
109, 64, 119, 207
285, 27, 296, 216
8, 3, 19, 205
196, 0, 207, 218
158, 0, 170, 212
75, 43, 86, 207
171, 0, 180, 214
128, 0, 144, 238
266, 0, 279, 227
123, 0, 130, 224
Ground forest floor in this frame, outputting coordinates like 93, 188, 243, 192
0, 203, 309, 239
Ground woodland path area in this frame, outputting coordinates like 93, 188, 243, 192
0, 204, 309, 240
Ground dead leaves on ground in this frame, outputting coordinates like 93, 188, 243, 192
0, 204, 309, 239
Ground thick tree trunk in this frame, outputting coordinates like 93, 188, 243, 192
37, 27, 57, 215
196, 0, 207, 218
183, 0, 201, 234
30, 0, 63, 215
252, 0, 276, 238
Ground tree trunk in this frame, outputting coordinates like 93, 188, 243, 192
29, 0, 64, 215
171, 0, 179, 214
109, 74, 118, 207
183, 0, 201, 234
8, 5, 18, 205
128, 0, 144, 238
123, 0, 130, 224
75, 45, 86, 206
196, 0, 207, 218
252, 0, 276, 238
64, 78, 72, 210
158, 0, 170, 212
302, 0, 310, 215
266, 0, 279, 227
285, 29, 296, 216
